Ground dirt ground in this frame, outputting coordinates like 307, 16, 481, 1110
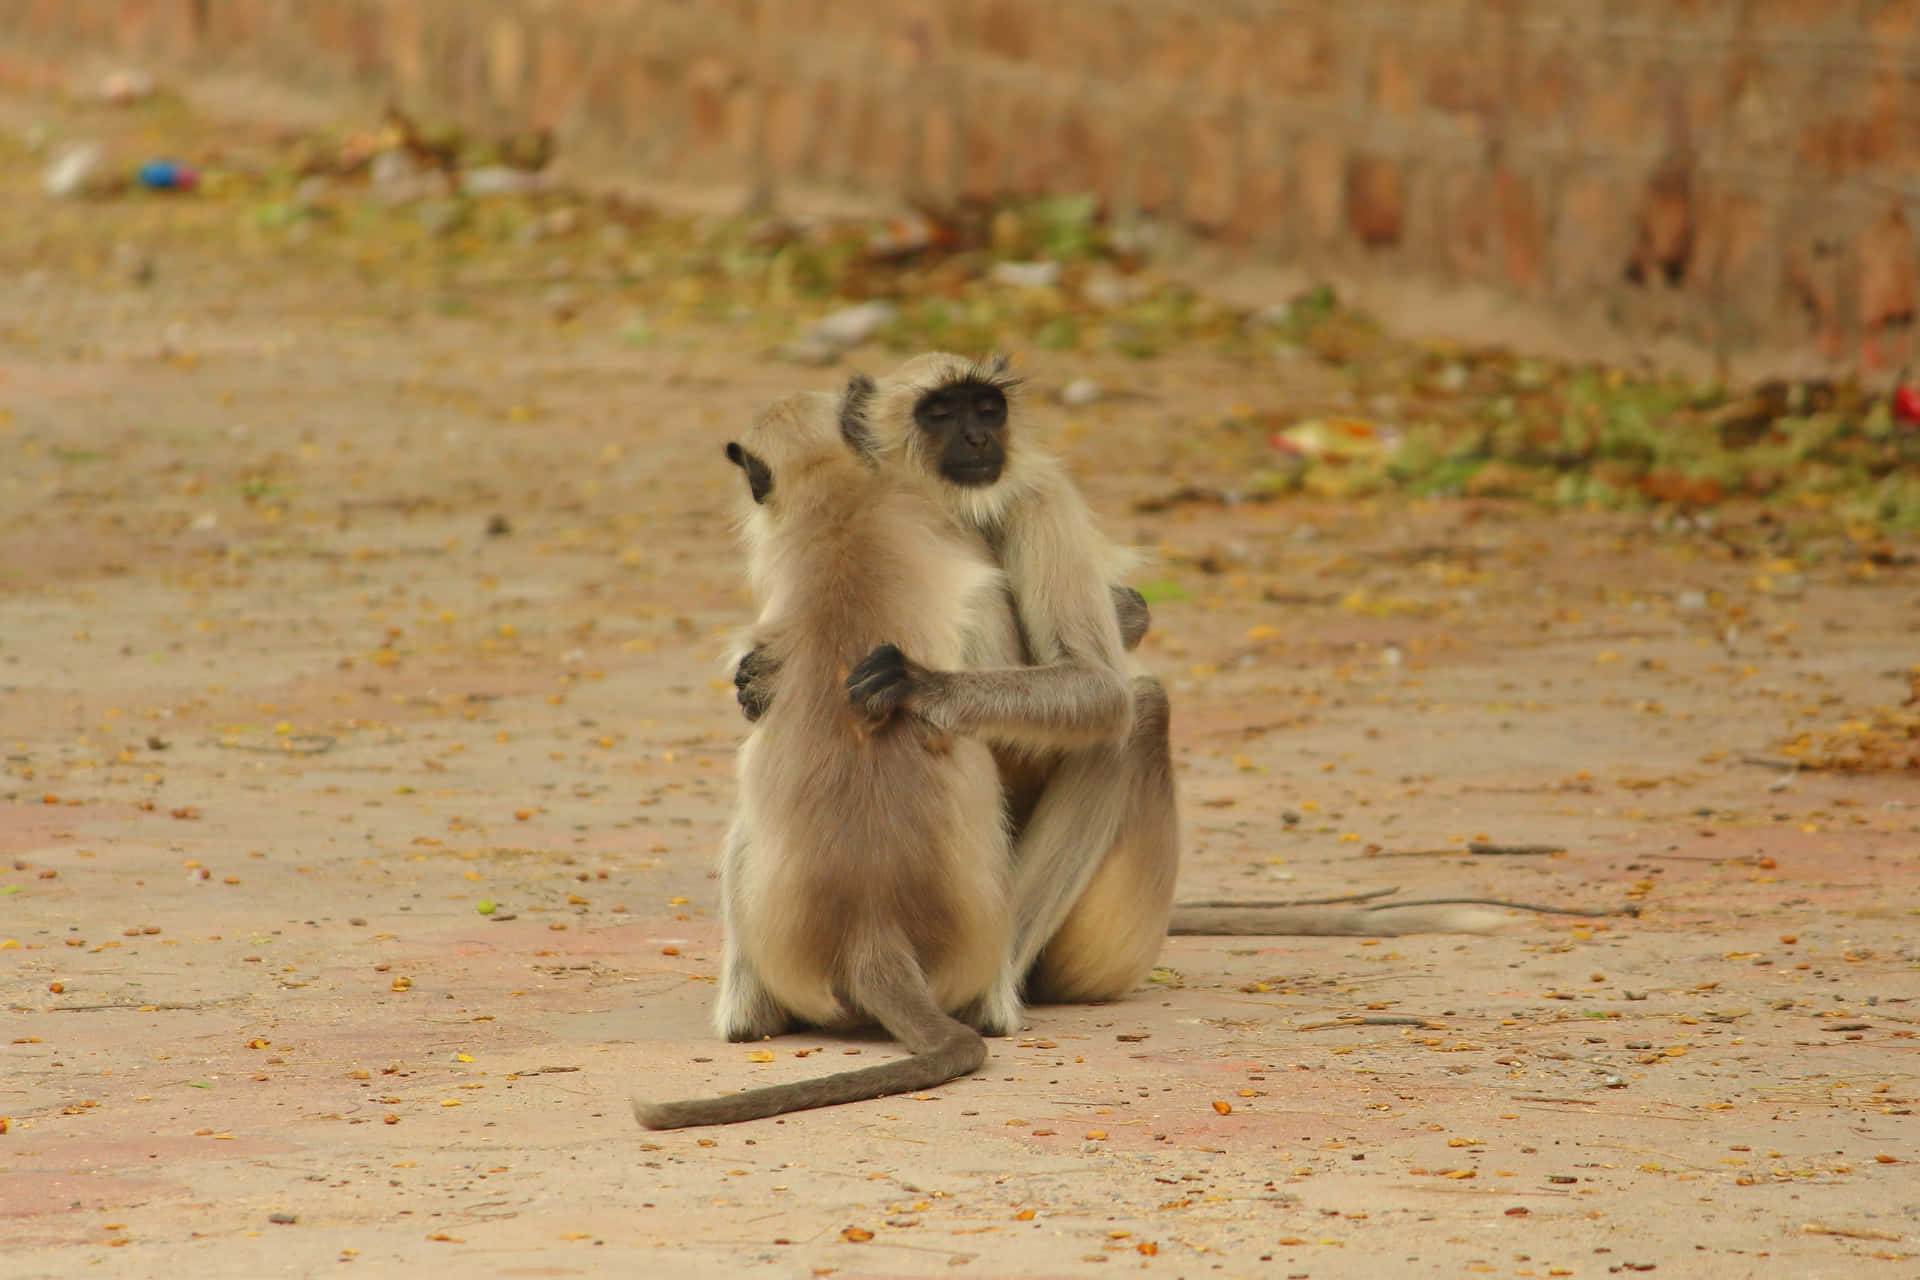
2, 92, 1917, 1280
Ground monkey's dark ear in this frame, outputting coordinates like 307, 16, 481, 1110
983, 352, 1012, 379
726, 442, 774, 504
840, 373, 879, 462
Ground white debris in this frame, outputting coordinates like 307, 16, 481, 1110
42, 142, 104, 199
369, 148, 450, 205
780, 300, 900, 365
810, 301, 897, 348
369, 147, 416, 191
989, 260, 1062, 289
1061, 378, 1101, 408
462, 165, 543, 197
1251, 301, 1293, 328
1079, 270, 1136, 309
865, 213, 936, 259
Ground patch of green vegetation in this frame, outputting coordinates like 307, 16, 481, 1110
28, 90, 1908, 530
1135, 580, 1191, 604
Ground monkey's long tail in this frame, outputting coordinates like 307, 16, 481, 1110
633, 948, 985, 1131
1169, 896, 1640, 937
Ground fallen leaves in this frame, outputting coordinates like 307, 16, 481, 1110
1776, 673, 1920, 772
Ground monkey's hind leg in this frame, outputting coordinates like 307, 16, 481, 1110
1017, 676, 1180, 1004
715, 931, 795, 1042
956, 963, 1024, 1037
712, 820, 795, 1042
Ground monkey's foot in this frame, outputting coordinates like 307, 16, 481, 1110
714, 971, 795, 1042
958, 982, 1024, 1038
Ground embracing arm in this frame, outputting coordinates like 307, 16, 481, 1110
750, 587, 1145, 726
848, 471, 1138, 749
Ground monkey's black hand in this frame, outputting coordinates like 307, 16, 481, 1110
1112, 584, 1151, 652
846, 643, 926, 720
734, 646, 776, 723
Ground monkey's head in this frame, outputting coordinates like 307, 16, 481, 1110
865, 352, 1020, 496
725, 378, 881, 512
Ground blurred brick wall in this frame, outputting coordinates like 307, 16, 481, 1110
5, 0, 1919, 366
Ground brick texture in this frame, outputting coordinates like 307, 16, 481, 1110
4, 0, 1918, 363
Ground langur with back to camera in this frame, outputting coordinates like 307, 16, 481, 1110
632, 382, 1021, 1130
736, 354, 1631, 997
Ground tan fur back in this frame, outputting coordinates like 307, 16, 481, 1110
728, 394, 1011, 1028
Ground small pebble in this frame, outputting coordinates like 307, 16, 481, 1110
989, 261, 1062, 289
1061, 378, 1101, 408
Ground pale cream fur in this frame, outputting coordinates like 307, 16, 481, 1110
716, 390, 1017, 1035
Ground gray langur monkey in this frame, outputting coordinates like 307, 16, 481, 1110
840, 352, 1181, 1003
740, 353, 1630, 1006
633, 384, 1020, 1131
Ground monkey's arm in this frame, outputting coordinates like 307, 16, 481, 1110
851, 479, 1137, 748
753, 584, 1144, 726
850, 648, 1132, 748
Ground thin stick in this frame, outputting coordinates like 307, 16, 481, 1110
1369, 843, 1565, 857
1296, 1015, 1441, 1031
1800, 1224, 1903, 1243
213, 733, 338, 756
45, 999, 235, 1013
1467, 842, 1567, 855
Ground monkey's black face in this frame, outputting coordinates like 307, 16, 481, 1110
915, 379, 1008, 487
